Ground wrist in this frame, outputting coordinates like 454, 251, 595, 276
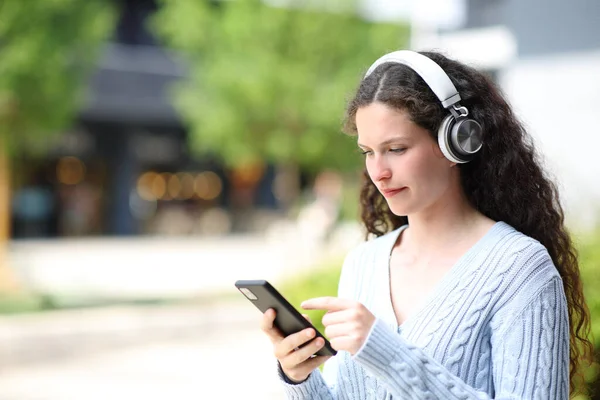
278, 362, 310, 385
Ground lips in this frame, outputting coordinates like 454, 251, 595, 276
381, 187, 406, 198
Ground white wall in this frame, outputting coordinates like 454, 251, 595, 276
500, 50, 600, 230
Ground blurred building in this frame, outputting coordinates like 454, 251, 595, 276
14, 0, 598, 239
11, 0, 280, 239
415, 0, 600, 229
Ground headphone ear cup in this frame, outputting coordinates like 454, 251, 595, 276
451, 118, 483, 159
437, 115, 465, 164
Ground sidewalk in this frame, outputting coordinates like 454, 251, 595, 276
0, 298, 260, 371
0, 299, 285, 399
0, 224, 362, 398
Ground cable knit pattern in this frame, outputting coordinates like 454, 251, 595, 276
279, 221, 570, 399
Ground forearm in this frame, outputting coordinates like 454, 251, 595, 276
354, 319, 490, 399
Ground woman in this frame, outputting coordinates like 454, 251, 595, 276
261, 50, 592, 399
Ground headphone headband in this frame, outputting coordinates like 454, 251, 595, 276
364, 50, 483, 164
364, 50, 461, 108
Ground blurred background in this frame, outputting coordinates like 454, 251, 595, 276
0, 0, 598, 399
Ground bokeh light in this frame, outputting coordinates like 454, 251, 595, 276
137, 172, 157, 201
167, 174, 181, 199
194, 171, 222, 200
159, 173, 172, 200
56, 156, 86, 185
177, 173, 195, 200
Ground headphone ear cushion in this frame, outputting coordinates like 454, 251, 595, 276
437, 115, 466, 164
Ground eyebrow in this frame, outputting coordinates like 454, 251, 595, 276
357, 137, 410, 149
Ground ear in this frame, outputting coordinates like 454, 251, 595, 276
432, 141, 457, 167
432, 142, 446, 159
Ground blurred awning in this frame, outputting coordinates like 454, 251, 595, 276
79, 42, 187, 126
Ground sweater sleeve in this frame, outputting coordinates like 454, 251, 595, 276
278, 355, 337, 399
352, 276, 570, 399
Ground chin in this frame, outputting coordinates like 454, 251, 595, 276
386, 202, 411, 217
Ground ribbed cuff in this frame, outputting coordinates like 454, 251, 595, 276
352, 318, 400, 372
277, 361, 309, 385
277, 362, 332, 399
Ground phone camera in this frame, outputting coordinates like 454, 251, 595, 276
239, 287, 258, 300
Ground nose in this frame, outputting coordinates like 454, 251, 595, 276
368, 154, 392, 182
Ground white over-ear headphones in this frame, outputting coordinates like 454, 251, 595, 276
364, 50, 483, 164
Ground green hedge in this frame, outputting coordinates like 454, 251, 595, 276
0, 292, 47, 314
0, 292, 175, 314
576, 229, 600, 399
579, 230, 600, 347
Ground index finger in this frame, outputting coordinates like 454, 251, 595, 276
301, 297, 354, 312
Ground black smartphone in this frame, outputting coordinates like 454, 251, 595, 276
234, 279, 337, 357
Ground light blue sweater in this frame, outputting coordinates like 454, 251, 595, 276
279, 221, 569, 399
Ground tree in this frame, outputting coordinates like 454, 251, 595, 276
153, 0, 409, 176
0, 0, 116, 290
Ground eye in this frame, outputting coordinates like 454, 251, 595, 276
389, 148, 406, 154
359, 149, 373, 156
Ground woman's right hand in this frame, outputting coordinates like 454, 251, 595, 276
261, 308, 332, 383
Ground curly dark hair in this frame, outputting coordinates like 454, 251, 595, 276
342, 51, 592, 394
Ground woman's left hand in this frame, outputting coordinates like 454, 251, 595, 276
301, 297, 376, 356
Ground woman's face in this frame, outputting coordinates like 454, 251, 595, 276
356, 102, 456, 216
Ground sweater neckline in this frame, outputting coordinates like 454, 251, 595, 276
382, 221, 505, 329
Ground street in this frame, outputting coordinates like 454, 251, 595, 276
0, 314, 285, 400
0, 227, 359, 400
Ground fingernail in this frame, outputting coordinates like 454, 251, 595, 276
306, 329, 314, 337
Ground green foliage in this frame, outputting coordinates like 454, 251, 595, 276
152, 0, 409, 172
579, 230, 600, 347
279, 257, 343, 337
0, 292, 45, 314
0, 291, 178, 314
0, 0, 116, 155
576, 228, 600, 398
